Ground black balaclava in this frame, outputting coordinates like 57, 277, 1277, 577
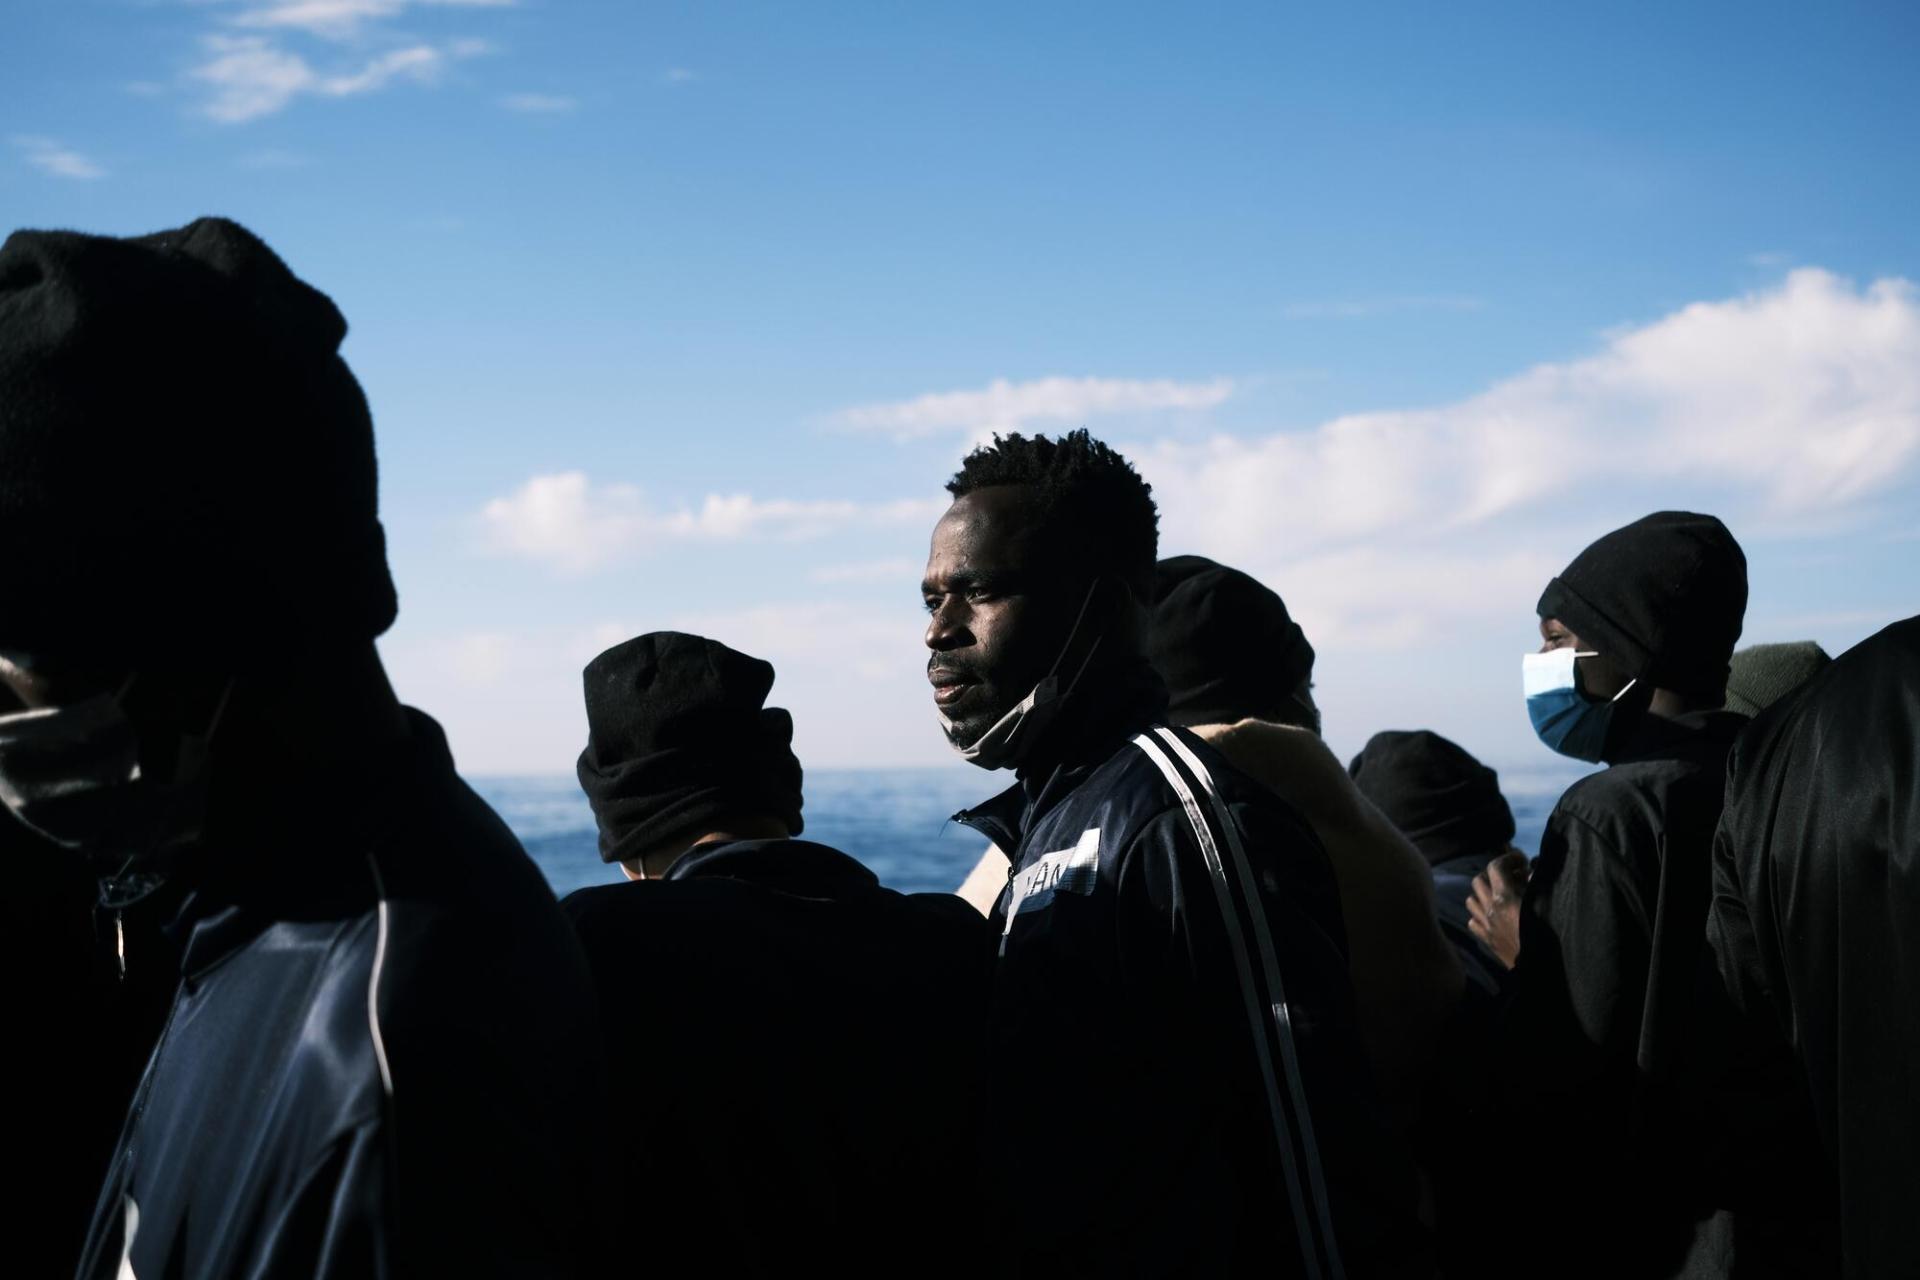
0, 217, 397, 665
1150, 555, 1316, 730
577, 632, 804, 864
1349, 730, 1516, 867
1536, 511, 1748, 700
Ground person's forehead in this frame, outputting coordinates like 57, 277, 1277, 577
929, 487, 1043, 565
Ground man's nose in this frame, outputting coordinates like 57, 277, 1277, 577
925, 601, 970, 652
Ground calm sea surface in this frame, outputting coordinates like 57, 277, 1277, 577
474, 763, 1590, 899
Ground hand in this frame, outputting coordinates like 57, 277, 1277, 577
1468, 850, 1528, 970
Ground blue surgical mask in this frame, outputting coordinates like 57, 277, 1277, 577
1523, 649, 1638, 763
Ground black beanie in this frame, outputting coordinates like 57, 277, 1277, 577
1536, 511, 1747, 699
1150, 555, 1315, 728
0, 217, 395, 665
1348, 730, 1516, 867
1724, 641, 1831, 718
577, 632, 804, 863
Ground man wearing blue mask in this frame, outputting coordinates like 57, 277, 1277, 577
1495, 511, 1752, 1279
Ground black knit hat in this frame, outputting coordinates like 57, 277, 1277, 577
1348, 730, 1515, 867
1536, 511, 1747, 699
577, 632, 804, 863
1724, 641, 1830, 718
0, 217, 396, 665
1150, 555, 1315, 728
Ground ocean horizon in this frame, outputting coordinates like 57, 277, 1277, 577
474, 762, 1590, 899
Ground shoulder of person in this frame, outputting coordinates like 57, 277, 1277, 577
1189, 718, 1360, 824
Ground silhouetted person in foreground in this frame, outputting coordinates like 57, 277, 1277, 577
561, 632, 994, 1278
1152, 556, 1461, 1124
1500, 510, 1750, 1278
926, 430, 1423, 1275
0, 218, 609, 1278
1349, 728, 1519, 999
1705, 619, 1920, 1277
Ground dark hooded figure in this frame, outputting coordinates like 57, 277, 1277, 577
1151, 557, 1461, 1125
1348, 729, 1517, 999
0, 219, 610, 1278
926, 432, 1424, 1276
1705, 616, 1919, 1278
1497, 510, 1753, 1278
561, 631, 994, 1278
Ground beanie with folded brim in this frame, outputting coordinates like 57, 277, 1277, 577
1724, 641, 1831, 718
0, 217, 396, 666
577, 632, 804, 863
1151, 555, 1314, 727
1536, 511, 1748, 700
1349, 729, 1516, 866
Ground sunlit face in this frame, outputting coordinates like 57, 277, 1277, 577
1537, 616, 1633, 701
921, 487, 1080, 747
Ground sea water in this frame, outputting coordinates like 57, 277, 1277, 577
475, 763, 1589, 899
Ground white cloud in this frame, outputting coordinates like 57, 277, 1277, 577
12, 136, 107, 180
480, 472, 945, 575
662, 67, 698, 85
229, 0, 513, 41
837, 375, 1235, 442
1283, 295, 1485, 319
501, 92, 576, 113
1139, 268, 1920, 651
809, 558, 922, 585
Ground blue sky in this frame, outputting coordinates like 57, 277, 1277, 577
7, 0, 1918, 779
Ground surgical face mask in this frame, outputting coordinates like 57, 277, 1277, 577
0, 677, 233, 907
941, 580, 1111, 772
1523, 649, 1637, 764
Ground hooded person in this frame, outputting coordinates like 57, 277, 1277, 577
1348, 729, 1518, 998
1704, 616, 1920, 1278
926, 432, 1425, 1276
560, 632, 994, 1278
1150, 557, 1462, 1124
0, 218, 610, 1278
1495, 510, 1755, 1279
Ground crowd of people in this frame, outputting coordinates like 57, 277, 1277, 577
3, 217, 1912, 1279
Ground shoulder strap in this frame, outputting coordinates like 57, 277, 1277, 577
1132, 725, 1344, 1280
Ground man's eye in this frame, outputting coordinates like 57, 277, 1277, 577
966, 587, 995, 602
923, 596, 942, 614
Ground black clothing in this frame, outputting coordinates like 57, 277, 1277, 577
1349, 728, 1516, 868
577, 631, 803, 860
960, 678, 1422, 1276
75, 711, 610, 1279
1708, 615, 1920, 1277
1499, 710, 1748, 1277
1537, 511, 1747, 698
1152, 554, 1314, 726
3, 816, 177, 1277
561, 838, 993, 1277
0, 218, 394, 664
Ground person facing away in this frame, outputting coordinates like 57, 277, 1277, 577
925, 430, 1424, 1277
1722, 639, 1831, 718
1706, 616, 1920, 1279
1150, 556, 1462, 1125
1498, 509, 1751, 1278
0, 218, 611, 1279
560, 631, 995, 1278
1348, 729, 1520, 1001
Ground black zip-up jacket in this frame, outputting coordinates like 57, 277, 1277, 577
1498, 710, 1747, 1278
560, 838, 995, 1278
1707, 615, 1920, 1278
75, 710, 611, 1279
959, 679, 1423, 1278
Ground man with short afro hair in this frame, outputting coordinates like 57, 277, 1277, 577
924, 430, 1424, 1276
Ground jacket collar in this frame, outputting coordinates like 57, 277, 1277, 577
666, 837, 879, 899
1606, 707, 1748, 767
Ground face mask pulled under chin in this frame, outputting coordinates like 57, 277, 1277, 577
940, 580, 1114, 772
1523, 649, 1637, 764
0, 679, 232, 908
